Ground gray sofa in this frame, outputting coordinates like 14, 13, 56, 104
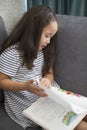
54, 15, 87, 97
0, 14, 87, 130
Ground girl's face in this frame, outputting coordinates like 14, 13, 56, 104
39, 21, 58, 51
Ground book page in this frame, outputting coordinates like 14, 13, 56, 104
56, 87, 87, 109
23, 83, 87, 130
23, 97, 80, 130
39, 84, 87, 114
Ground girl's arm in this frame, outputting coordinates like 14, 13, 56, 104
43, 66, 54, 82
0, 72, 26, 91
0, 72, 47, 97
40, 66, 54, 88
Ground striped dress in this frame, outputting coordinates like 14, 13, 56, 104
0, 45, 44, 128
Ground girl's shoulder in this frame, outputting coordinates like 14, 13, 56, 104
6, 44, 18, 53
1, 44, 20, 61
0, 44, 20, 76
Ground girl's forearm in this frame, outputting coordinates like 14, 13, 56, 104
44, 73, 54, 82
0, 79, 26, 91
0, 79, 48, 97
44, 66, 54, 82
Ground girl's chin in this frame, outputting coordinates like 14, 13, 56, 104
39, 47, 43, 51
38, 48, 42, 51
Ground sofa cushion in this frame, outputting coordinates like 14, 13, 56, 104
0, 16, 7, 49
0, 16, 8, 102
0, 91, 4, 102
54, 15, 87, 97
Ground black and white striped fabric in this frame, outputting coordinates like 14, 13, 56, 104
0, 45, 44, 128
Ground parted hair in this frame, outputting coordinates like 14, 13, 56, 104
0, 5, 58, 76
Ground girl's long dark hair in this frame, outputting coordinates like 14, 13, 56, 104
0, 5, 58, 76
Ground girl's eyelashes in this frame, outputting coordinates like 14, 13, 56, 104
45, 35, 50, 38
45, 33, 54, 38
45, 34, 53, 38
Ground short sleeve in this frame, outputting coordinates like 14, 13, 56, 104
0, 48, 20, 77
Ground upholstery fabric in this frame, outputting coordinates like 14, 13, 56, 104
54, 15, 87, 96
0, 91, 4, 102
0, 16, 7, 49
0, 16, 7, 102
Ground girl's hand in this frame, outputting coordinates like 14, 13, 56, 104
25, 79, 47, 97
40, 78, 51, 88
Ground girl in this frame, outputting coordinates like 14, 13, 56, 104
0, 5, 58, 130
0, 5, 87, 130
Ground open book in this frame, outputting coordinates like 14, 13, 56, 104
22, 82, 87, 130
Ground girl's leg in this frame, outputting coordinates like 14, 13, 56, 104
74, 120, 87, 130
83, 115, 87, 122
